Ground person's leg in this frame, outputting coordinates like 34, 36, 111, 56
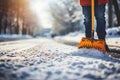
95, 5, 106, 39
82, 6, 92, 38
95, 5, 109, 51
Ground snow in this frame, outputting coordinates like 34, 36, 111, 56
0, 27, 120, 80
0, 34, 32, 41
54, 27, 120, 47
0, 38, 120, 80
106, 27, 120, 38
11, 43, 120, 80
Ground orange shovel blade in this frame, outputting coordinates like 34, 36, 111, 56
78, 38, 106, 53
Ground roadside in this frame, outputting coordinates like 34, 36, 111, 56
0, 34, 32, 42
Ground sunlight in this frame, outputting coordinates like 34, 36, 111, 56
30, 1, 45, 14
29, 0, 52, 28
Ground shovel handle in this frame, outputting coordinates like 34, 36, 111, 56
91, 0, 95, 39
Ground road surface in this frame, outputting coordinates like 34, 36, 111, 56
0, 38, 120, 80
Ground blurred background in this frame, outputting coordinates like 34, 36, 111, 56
0, 0, 120, 41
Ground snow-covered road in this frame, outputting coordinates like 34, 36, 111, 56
0, 38, 120, 80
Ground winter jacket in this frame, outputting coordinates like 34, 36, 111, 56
80, 0, 109, 6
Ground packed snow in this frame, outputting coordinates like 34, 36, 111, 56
0, 38, 120, 80
10, 45, 120, 80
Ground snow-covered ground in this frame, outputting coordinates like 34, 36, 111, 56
0, 27, 120, 80
16, 48, 120, 80
0, 38, 120, 80
0, 34, 32, 41
54, 27, 120, 47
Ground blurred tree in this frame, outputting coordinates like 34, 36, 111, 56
111, 0, 120, 26
50, 3, 69, 35
11, 0, 29, 34
108, 0, 114, 28
0, 0, 41, 35
0, 0, 3, 34
0, 0, 8, 34
50, 0, 81, 36
108, 0, 120, 27
13, 0, 43, 35
61, 0, 81, 32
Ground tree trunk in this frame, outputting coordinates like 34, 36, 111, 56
108, 0, 114, 28
4, 18, 7, 34
0, 15, 2, 34
22, 22, 27, 35
16, 2, 20, 34
9, 22, 13, 34
112, 0, 120, 26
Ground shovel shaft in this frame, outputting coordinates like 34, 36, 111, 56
91, 0, 95, 39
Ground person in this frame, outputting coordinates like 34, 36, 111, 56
79, 0, 109, 51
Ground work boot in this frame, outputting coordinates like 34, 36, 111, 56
97, 34, 109, 52
101, 40, 109, 52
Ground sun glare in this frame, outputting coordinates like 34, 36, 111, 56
29, 0, 52, 28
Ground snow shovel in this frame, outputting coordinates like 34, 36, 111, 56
78, 0, 106, 53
